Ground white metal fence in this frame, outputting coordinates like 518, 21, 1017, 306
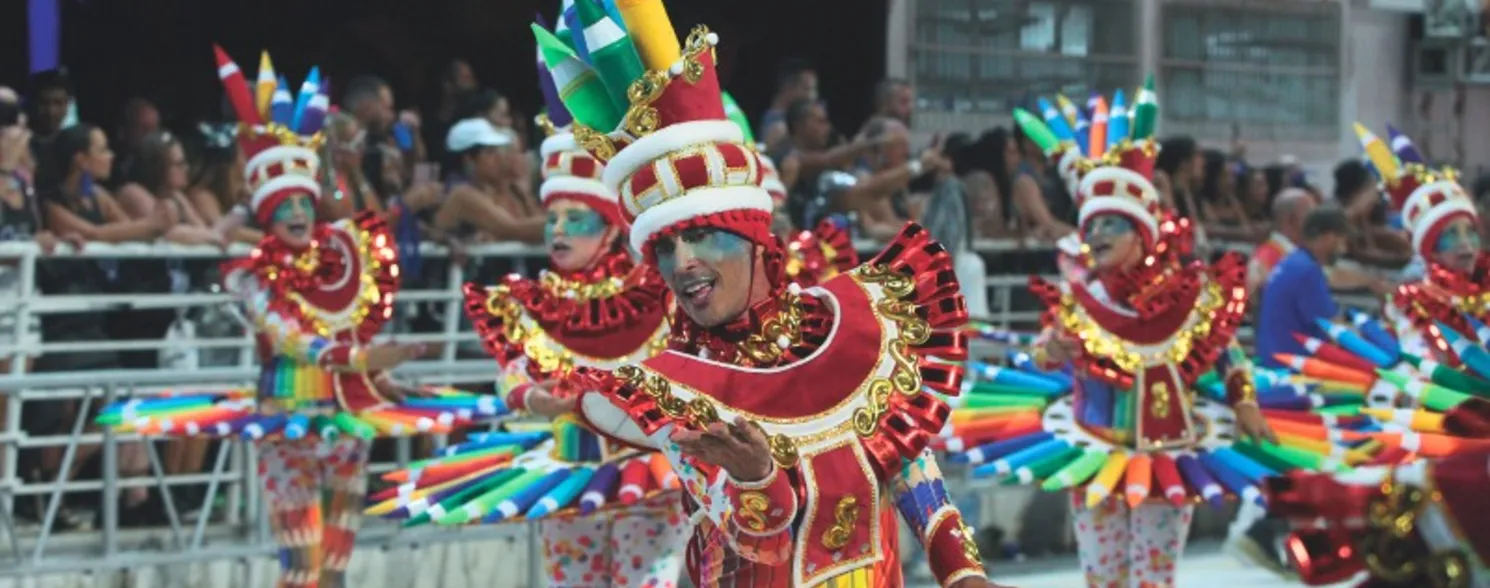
0, 237, 1385, 581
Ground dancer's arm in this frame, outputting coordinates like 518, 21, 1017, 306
237, 274, 364, 369
888, 448, 988, 587
656, 425, 795, 565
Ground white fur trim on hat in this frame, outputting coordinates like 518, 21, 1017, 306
244, 145, 318, 183
1077, 166, 1161, 238
1057, 150, 1083, 198
761, 176, 787, 197
540, 133, 581, 159
628, 185, 773, 253
251, 174, 321, 215
1406, 180, 1477, 255
601, 120, 745, 198
540, 175, 616, 205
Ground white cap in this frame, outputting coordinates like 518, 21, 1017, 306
446, 118, 513, 153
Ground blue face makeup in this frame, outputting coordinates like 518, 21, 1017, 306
1435, 223, 1481, 254
656, 228, 751, 277
545, 208, 607, 244
1083, 214, 1134, 240
272, 194, 314, 225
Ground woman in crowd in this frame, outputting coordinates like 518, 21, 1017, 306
187, 123, 260, 243
29, 123, 168, 528
320, 111, 387, 221
116, 131, 223, 246
1196, 149, 1257, 241
433, 117, 545, 243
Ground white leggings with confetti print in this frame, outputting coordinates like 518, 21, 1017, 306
1072, 494, 1194, 588
539, 498, 688, 588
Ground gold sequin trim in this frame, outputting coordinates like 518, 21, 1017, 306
1056, 279, 1226, 374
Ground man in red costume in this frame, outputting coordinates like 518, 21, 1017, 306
531, 3, 1006, 584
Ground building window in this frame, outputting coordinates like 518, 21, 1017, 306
910, 0, 1140, 114
1159, 1, 1342, 140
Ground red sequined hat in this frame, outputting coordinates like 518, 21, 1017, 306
1355, 123, 1472, 259
564, 26, 772, 257
1075, 144, 1162, 245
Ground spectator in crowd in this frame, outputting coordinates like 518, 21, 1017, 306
1255, 205, 1352, 368
844, 116, 948, 240
1336, 158, 1412, 266
872, 78, 913, 126
110, 98, 162, 189
422, 58, 480, 166
1475, 173, 1490, 243
40, 124, 171, 242
27, 124, 163, 529
27, 69, 73, 176
445, 88, 512, 173
757, 58, 817, 152
770, 99, 881, 230
1237, 166, 1272, 227
1154, 135, 1205, 219
1248, 188, 1316, 297
0, 97, 70, 481
188, 123, 260, 244
921, 174, 988, 317
320, 111, 386, 221
433, 118, 543, 243
116, 131, 222, 246
1009, 123, 1076, 240
1197, 149, 1257, 241
854, 78, 915, 142
951, 127, 1019, 240
345, 75, 425, 186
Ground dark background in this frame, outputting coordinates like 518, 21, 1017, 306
0, 0, 888, 137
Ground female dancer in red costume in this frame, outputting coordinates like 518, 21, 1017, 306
99, 49, 503, 588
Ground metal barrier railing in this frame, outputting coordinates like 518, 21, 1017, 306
0, 236, 1388, 579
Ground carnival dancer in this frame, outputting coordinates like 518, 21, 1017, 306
522, 2, 1000, 586
1356, 123, 1490, 365
941, 79, 1384, 588
369, 68, 689, 586
96, 48, 504, 588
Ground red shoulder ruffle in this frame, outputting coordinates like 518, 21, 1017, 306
465, 249, 671, 384
786, 219, 860, 287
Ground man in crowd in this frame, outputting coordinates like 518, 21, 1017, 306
771, 99, 886, 231
27, 69, 73, 174
1255, 204, 1352, 368
1249, 187, 1392, 301
757, 58, 817, 152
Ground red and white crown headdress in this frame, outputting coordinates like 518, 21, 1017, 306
534, 6, 772, 257
1355, 123, 1472, 259
212, 46, 330, 226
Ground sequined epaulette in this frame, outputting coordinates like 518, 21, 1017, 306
785, 219, 860, 288
465, 249, 671, 384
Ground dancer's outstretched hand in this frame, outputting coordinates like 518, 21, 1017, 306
670, 417, 773, 482
525, 384, 577, 419
362, 342, 426, 372
1234, 402, 1278, 444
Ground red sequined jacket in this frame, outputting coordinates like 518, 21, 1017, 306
220, 212, 400, 413
576, 224, 987, 587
